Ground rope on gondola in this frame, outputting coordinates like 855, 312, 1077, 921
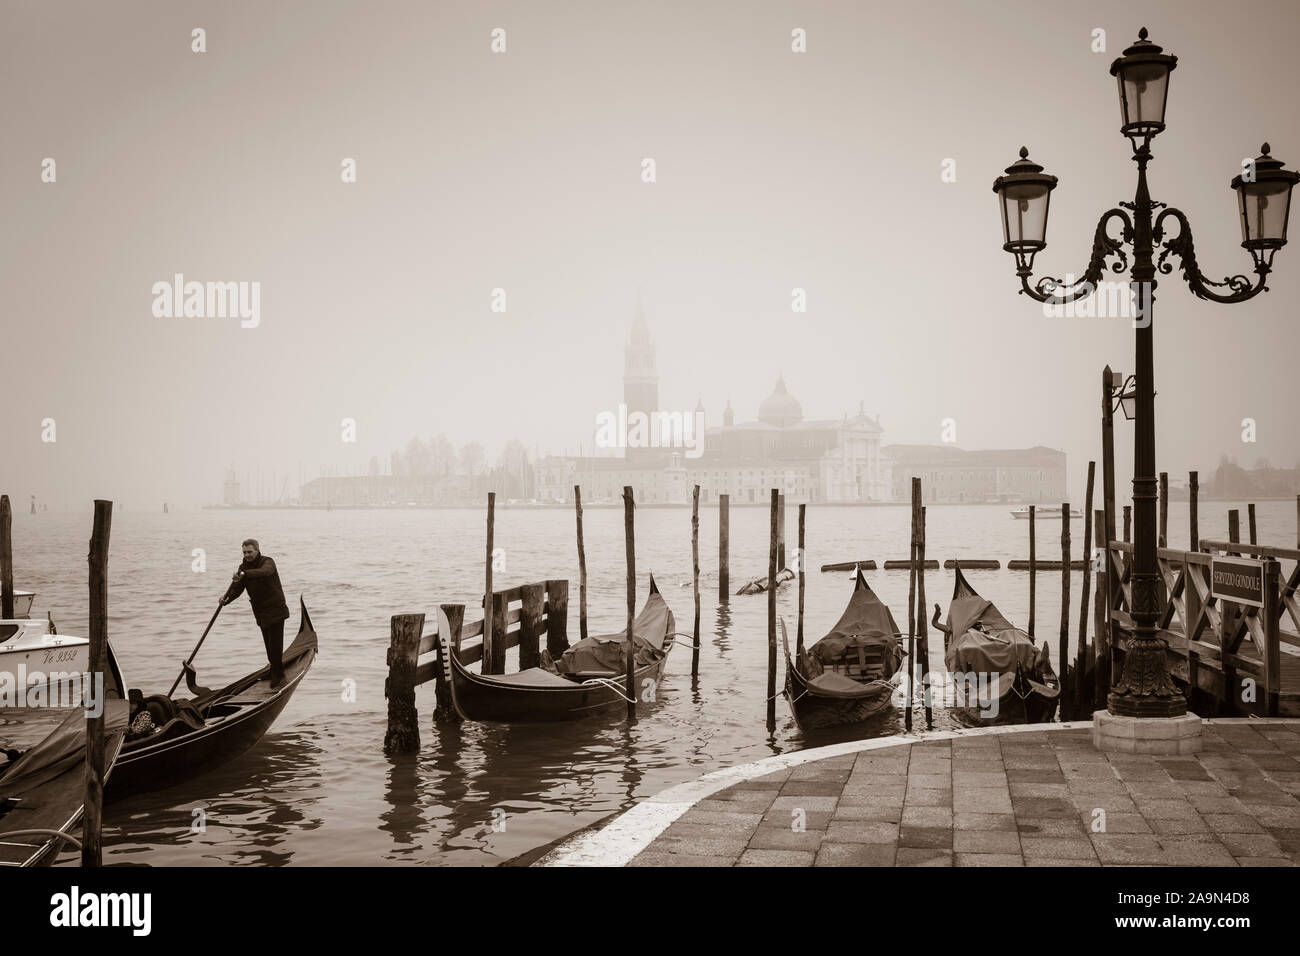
580, 676, 637, 703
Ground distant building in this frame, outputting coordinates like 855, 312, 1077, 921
222, 470, 241, 506
884, 444, 1067, 503
299, 474, 473, 507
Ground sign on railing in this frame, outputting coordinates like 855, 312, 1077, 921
1210, 555, 1266, 608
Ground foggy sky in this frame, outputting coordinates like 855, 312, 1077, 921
4, 0, 1299, 509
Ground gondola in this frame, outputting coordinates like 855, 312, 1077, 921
437, 576, 675, 722
0, 701, 129, 866
737, 567, 794, 595
782, 569, 905, 730
104, 598, 318, 801
939, 567, 1059, 725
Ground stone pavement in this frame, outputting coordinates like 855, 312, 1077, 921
626, 721, 1300, 866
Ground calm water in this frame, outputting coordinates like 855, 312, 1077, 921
8, 498, 1294, 866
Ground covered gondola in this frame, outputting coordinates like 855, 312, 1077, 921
782, 569, 905, 730
437, 576, 675, 722
104, 598, 318, 801
939, 567, 1059, 725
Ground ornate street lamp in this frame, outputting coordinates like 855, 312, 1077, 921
992, 27, 1300, 719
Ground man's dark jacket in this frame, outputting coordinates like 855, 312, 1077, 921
221, 554, 290, 627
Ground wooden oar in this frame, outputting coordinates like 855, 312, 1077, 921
167, 603, 223, 696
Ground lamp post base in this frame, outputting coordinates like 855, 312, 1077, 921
1107, 633, 1187, 718
1093, 710, 1202, 755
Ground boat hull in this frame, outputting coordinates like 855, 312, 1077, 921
785, 661, 894, 731
449, 654, 669, 722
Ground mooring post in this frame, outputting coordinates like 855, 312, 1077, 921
766, 488, 778, 731
484, 492, 495, 655
1228, 509, 1241, 555
1189, 471, 1199, 551
623, 486, 636, 720
906, 481, 918, 732
433, 604, 463, 724
1123, 505, 1131, 543
1225, 510, 1242, 706
83, 499, 111, 867
545, 580, 569, 657
0, 494, 12, 620
797, 503, 806, 658
1248, 503, 1258, 546
1092, 510, 1108, 712
384, 613, 424, 752
691, 485, 701, 680
1159, 472, 1169, 548
574, 485, 588, 642
519, 582, 544, 671
1059, 503, 1071, 718
1264, 559, 1281, 717
918, 501, 932, 730
487, 591, 508, 675
718, 493, 730, 601
1077, 463, 1096, 716
777, 493, 787, 571
1028, 505, 1036, 638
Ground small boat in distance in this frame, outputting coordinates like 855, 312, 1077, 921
1010, 506, 1082, 519
737, 567, 795, 595
783, 569, 905, 731
104, 598, 318, 801
437, 576, 676, 722
937, 567, 1059, 726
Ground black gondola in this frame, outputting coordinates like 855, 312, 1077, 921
104, 598, 318, 801
0, 701, 129, 867
940, 567, 1059, 725
782, 569, 905, 730
437, 577, 675, 722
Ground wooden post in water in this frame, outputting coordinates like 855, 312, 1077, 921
544, 581, 568, 657
433, 604, 463, 724
767, 489, 778, 731
1059, 503, 1071, 718
623, 486, 636, 720
1228, 509, 1241, 555
1123, 505, 1131, 542
1225, 510, 1241, 701
0, 494, 11, 620
518, 583, 544, 670
718, 493, 730, 601
83, 499, 111, 867
797, 504, 806, 657
574, 486, 588, 642
1077, 464, 1096, 717
384, 613, 424, 751
777, 494, 786, 570
484, 492, 495, 655
906, 478, 919, 731
1189, 472, 1199, 551
487, 591, 508, 675
1248, 503, 1258, 546
1100, 367, 1118, 692
1092, 510, 1108, 712
1159, 472, 1169, 548
917, 499, 932, 730
1296, 494, 1299, 549
691, 485, 701, 680
1028, 505, 1036, 638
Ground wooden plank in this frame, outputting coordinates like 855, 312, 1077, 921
822, 560, 877, 571
943, 559, 1000, 569
884, 559, 939, 570
1008, 560, 1086, 570
1199, 541, 1300, 561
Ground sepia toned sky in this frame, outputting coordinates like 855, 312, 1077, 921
3, 0, 1299, 508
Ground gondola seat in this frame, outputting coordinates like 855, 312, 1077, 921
475, 667, 579, 688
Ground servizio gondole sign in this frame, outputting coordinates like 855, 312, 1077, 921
1210, 555, 1266, 609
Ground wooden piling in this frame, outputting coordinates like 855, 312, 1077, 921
918, 501, 932, 730
767, 489, 778, 731
777, 494, 786, 570
906, 478, 919, 731
1228, 509, 1241, 555
1059, 503, 1071, 718
623, 486, 636, 720
544, 580, 569, 657
82, 499, 111, 867
1123, 506, 1131, 542
518, 582, 544, 671
1028, 505, 1036, 638
1225, 511, 1241, 701
1092, 510, 1108, 713
1159, 472, 1169, 548
1296, 494, 1299, 549
433, 604, 463, 724
1077, 463, 1096, 717
0, 494, 11, 619
719, 493, 730, 601
575, 485, 588, 642
1100, 367, 1118, 692
487, 591, 508, 675
1248, 503, 1258, 546
484, 492, 495, 654
691, 485, 701, 679
1189, 471, 1199, 551
797, 503, 806, 657
384, 613, 424, 751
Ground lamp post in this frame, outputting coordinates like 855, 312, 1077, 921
992, 28, 1299, 719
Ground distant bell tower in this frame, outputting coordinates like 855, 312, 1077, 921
624, 299, 660, 464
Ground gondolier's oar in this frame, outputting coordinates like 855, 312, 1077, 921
167, 602, 223, 696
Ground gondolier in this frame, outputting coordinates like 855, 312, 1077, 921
221, 538, 289, 687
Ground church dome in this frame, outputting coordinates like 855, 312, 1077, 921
758, 375, 803, 427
